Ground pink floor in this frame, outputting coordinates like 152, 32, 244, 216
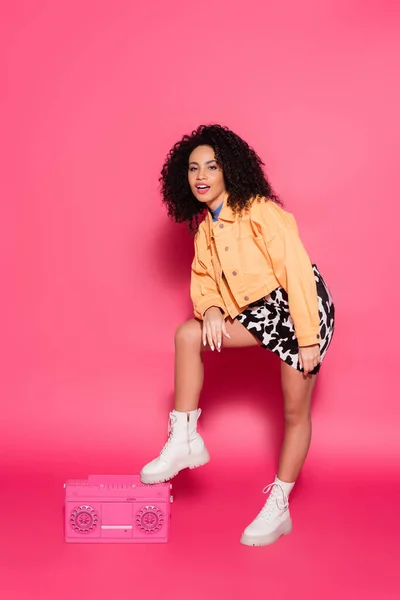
1, 350, 399, 598
1, 458, 399, 599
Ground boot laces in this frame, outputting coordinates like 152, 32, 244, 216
258, 482, 289, 522
160, 410, 199, 456
160, 412, 178, 455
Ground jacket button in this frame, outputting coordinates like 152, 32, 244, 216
219, 223, 224, 228
244, 296, 249, 301
232, 271, 237, 276
316, 334, 320, 339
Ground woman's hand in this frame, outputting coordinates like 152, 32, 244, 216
203, 307, 231, 352
298, 344, 321, 376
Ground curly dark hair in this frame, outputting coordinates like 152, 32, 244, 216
160, 124, 281, 230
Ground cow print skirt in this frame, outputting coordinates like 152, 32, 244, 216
235, 264, 335, 375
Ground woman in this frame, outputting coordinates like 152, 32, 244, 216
140, 124, 335, 546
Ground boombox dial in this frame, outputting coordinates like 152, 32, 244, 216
70, 505, 99, 534
136, 505, 164, 533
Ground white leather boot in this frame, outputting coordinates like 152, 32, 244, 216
140, 409, 210, 484
240, 477, 294, 546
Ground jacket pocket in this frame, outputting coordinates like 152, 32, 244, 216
238, 234, 268, 273
197, 249, 212, 272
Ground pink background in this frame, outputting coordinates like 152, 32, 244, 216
1, 0, 399, 598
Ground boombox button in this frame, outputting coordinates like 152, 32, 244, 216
170, 495, 174, 503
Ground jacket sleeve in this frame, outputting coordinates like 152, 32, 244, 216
190, 228, 227, 320
258, 205, 320, 347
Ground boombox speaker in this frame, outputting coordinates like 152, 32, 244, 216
64, 475, 172, 543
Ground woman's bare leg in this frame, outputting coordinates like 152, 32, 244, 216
174, 318, 259, 411
239, 361, 318, 546
277, 361, 317, 482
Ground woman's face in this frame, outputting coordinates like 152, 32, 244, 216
188, 145, 226, 210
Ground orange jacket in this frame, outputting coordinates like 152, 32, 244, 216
190, 195, 321, 347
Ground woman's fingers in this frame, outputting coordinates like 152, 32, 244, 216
202, 306, 232, 352
211, 323, 220, 352
222, 319, 231, 340
203, 318, 227, 352
202, 320, 214, 351
207, 324, 215, 351
299, 345, 320, 376
202, 324, 207, 347
305, 357, 315, 375
215, 324, 222, 352
305, 357, 320, 376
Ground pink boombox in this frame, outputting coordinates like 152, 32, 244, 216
64, 475, 172, 543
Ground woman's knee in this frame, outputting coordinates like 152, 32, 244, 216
284, 400, 311, 427
174, 319, 202, 349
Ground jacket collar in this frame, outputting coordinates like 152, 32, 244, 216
205, 191, 235, 227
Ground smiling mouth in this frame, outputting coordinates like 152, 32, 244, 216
195, 185, 210, 194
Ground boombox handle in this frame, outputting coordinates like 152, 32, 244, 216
88, 475, 141, 485
87, 475, 171, 488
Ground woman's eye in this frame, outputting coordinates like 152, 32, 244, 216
189, 167, 197, 172
209, 165, 217, 170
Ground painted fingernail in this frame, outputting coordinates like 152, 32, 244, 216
203, 341, 206, 346
217, 343, 221, 349
211, 346, 214, 351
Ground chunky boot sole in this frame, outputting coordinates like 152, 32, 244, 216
240, 517, 293, 547
140, 447, 210, 485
